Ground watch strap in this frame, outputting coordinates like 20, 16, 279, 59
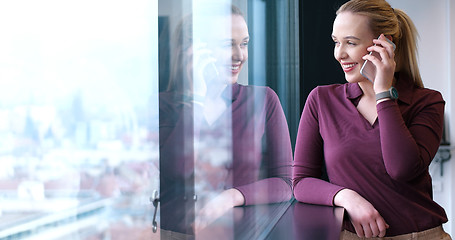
376, 87, 398, 101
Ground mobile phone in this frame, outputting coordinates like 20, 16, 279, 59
360, 37, 396, 82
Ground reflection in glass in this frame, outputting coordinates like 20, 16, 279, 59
159, 2, 293, 238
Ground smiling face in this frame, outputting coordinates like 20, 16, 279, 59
208, 14, 249, 84
332, 12, 375, 83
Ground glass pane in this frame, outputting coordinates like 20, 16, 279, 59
0, 0, 160, 239
0, 0, 298, 238
158, 0, 296, 239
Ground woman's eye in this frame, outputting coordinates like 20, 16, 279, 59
348, 41, 357, 46
241, 42, 249, 47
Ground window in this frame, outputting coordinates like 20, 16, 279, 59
0, 1, 159, 238
0, 0, 299, 238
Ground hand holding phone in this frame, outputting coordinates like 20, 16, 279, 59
192, 43, 219, 97
360, 36, 396, 82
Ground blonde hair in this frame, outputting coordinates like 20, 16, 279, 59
337, 0, 423, 87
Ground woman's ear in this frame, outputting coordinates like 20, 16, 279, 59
385, 35, 393, 42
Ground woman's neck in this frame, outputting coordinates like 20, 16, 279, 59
358, 80, 375, 99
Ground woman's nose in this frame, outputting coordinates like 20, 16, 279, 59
232, 45, 244, 61
334, 45, 347, 61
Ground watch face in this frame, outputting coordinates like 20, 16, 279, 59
391, 87, 399, 99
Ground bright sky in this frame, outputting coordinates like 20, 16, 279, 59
0, 0, 158, 109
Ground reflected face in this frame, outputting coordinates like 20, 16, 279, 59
331, 12, 375, 83
210, 14, 249, 84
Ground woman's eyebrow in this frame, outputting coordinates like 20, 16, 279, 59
223, 36, 250, 43
331, 35, 360, 41
344, 36, 360, 40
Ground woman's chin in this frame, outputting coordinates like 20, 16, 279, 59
219, 75, 238, 84
344, 74, 364, 83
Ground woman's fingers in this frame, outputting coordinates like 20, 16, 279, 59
368, 221, 380, 238
362, 223, 374, 238
353, 218, 387, 238
377, 218, 390, 237
363, 42, 396, 89
352, 222, 365, 238
373, 34, 395, 58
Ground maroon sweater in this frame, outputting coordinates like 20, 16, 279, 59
159, 83, 292, 233
293, 73, 448, 236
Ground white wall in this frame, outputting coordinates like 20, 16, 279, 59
388, 0, 454, 236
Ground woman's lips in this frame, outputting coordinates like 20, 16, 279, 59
230, 64, 241, 74
342, 62, 358, 73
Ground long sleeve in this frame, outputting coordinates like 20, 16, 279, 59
377, 91, 445, 182
292, 88, 344, 206
234, 87, 293, 205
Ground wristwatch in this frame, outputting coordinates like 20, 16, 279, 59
376, 87, 398, 101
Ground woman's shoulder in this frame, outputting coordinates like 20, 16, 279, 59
308, 83, 348, 100
301, 84, 349, 113
236, 83, 273, 93
313, 83, 346, 91
397, 73, 445, 104
411, 86, 445, 104
414, 86, 443, 97
235, 83, 279, 100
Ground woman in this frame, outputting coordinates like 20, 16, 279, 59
159, 4, 293, 236
293, 0, 451, 239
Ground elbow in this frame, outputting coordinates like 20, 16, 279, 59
387, 170, 412, 182
291, 177, 301, 191
386, 164, 423, 182
294, 190, 307, 203
291, 178, 305, 202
